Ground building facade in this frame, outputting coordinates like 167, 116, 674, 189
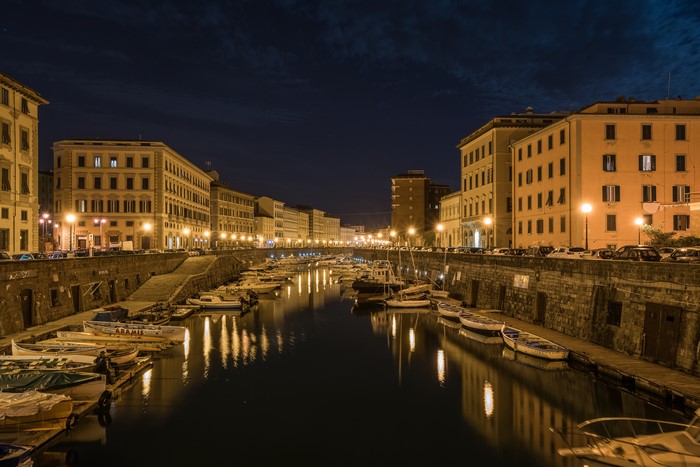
0, 73, 49, 254
438, 191, 462, 248
209, 172, 255, 249
52, 140, 211, 251
512, 98, 700, 249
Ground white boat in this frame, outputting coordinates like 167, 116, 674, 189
385, 297, 432, 308
457, 307, 504, 333
554, 408, 700, 466
0, 390, 76, 432
0, 355, 95, 372
351, 260, 404, 296
11, 339, 105, 357
500, 325, 569, 361
169, 304, 200, 320
0, 369, 109, 403
187, 293, 243, 309
436, 302, 462, 320
83, 319, 186, 343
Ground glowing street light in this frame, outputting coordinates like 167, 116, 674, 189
635, 217, 644, 244
66, 213, 76, 251
94, 217, 107, 250
183, 228, 191, 250
436, 224, 447, 290
483, 217, 492, 250
581, 203, 592, 250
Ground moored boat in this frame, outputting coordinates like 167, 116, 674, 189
0, 390, 76, 432
169, 304, 200, 320
83, 320, 186, 343
457, 307, 504, 333
0, 355, 95, 372
11, 340, 105, 358
436, 302, 462, 320
500, 325, 569, 361
0, 370, 109, 404
0, 442, 34, 466
186, 293, 243, 310
384, 297, 432, 308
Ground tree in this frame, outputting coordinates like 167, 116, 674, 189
642, 225, 676, 246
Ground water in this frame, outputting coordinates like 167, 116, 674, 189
36, 267, 690, 466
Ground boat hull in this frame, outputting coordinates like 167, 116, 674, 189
500, 325, 569, 361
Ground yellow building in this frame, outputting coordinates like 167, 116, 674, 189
457, 110, 565, 249
53, 140, 211, 251
209, 172, 255, 249
512, 98, 700, 249
438, 191, 462, 247
0, 73, 49, 254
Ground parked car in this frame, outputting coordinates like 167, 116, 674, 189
656, 246, 676, 259
581, 248, 615, 260
491, 248, 511, 255
11, 252, 48, 260
509, 248, 528, 256
660, 247, 700, 263
612, 247, 662, 261
547, 247, 585, 258
525, 245, 555, 257
0, 251, 11, 261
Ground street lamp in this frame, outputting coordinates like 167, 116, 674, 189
581, 204, 592, 250
203, 230, 210, 250
436, 224, 447, 290
635, 217, 644, 245
65, 213, 76, 251
483, 217, 492, 250
183, 228, 190, 250
94, 217, 107, 250
143, 222, 152, 250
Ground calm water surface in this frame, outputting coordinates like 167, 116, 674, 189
37, 267, 689, 466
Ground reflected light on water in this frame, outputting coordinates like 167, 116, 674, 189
315, 269, 320, 293
437, 349, 445, 385
231, 317, 240, 367
141, 368, 152, 399
203, 316, 212, 377
322, 269, 327, 287
409, 328, 416, 353
484, 381, 494, 418
261, 324, 269, 360
298, 275, 302, 296
392, 315, 397, 339
307, 273, 311, 295
276, 329, 284, 354
182, 328, 190, 384
220, 315, 230, 368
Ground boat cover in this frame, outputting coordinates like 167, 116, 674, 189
0, 370, 102, 392
0, 391, 71, 419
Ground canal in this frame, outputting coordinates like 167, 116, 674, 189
36, 266, 690, 466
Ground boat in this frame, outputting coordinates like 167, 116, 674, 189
351, 260, 404, 297
169, 304, 200, 320
186, 293, 243, 310
385, 296, 432, 308
437, 316, 463, 329
0, 390, 77, 432
89, 305, 129, 322
126, 310, 171, 326
553, 408, 700, 466
83, 319, 186, 343
500, 325, 569, 361
459, 328, 503, 345
436, 302, 462, 320
502, 347, 568, 371
55, 331, 161, 355
0, 369, 109, 404
0, 443, 33, 466
457, 307, 504, 334
11, 340, 105, 358
0, 355, 95, 372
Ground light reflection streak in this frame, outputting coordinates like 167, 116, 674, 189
203, 317, 212, 377
409, 328, 416, 353
484, 381, 494, 418
315, 269, 319, 293
242, 330, 251, 363
307, 274, 311, 294
231, 317, 240, 367
261, 324, 269, 360
391, 315, 397, 339
298, 275, 302, 295
182, 328, 190, 384
141, 368, 152, 399
437, 349, 445, 385
220, 315, 230, 368
276, 329, 284, 354
322, 269, 327, 287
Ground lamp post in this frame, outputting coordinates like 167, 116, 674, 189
390, 230, 396, 249
203, 231, 210, 250
183, 228, 190, 250
635, 217, 644, 245
436, 224, 447, 290
483, 217, 492, 250
143, 222, 152, 250
94, 217, 107, 250
66, 213, 76, 251
581, 203, 592, 250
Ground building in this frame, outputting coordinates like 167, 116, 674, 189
0, 73, 49, 254
37, 170, 55, 250
52, 139, 211, 251
438, 191, 462, 248
256, 196, 285, 246
208, 171, 255, 249
391, 169, 452, 246
512, 98, 700, 249
457, 109, 566, 249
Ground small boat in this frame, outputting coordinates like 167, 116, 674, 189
83, 320, 186, 343
90, 305, 129, 322
553, 408, 700, 466
458, 308, 504, 333
436, 302, 463, 320
12, 340, 106, 358
500, 325, 569, 361
55, 332, 158, 356
0, 390, 76, 432
0, 355, 95, 372
187, 293, 242, 310
0, 443, 33, 466
169, 304, 200, 320
0, 369, 109, 404
502, 347, 568, 371
384, 296, 432, 308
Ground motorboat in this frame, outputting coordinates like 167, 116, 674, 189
0, 442, 34, 466
187, 293, 243, 310
351, 260, 404, 296
54, 331, 166, 354
553, 408, 700, 466
500, 325, 569, 361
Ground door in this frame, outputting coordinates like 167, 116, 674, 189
497, 285, 506, 311
469, 280, 479, 307
535, 292, 547, 324
20, 289, 33, 329
643, 303, 681, 365
108, 280, 117, 303
71, 285, 81, 313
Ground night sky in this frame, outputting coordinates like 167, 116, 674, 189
4, 1, 700, 227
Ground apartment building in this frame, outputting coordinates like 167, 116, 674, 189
256, 196, 285, 245
52, 139, 211, 251
209, 172, 255, 249
438, 191, 462, 247
512, 98, 700, 249
0, 73, 49, 254
457, 110, 566, 249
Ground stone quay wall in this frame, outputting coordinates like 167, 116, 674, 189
356, 249, 700, 377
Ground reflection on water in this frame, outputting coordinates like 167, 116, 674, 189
36, 266, 691, 467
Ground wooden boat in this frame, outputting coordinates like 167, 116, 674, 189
0, 390, 76, 432
384, 297, 432, 308
11, 339, 105, 357
0, 370, 109, 403
500, 325, 569, 361
0, 355, 95, 372
126, 311, 171, 326
90, 305, 129, 322
83, 319, 186, 343
55, 331, 160, 355
0, 442, 34, 466
187, 293, 243, 310
457, 307, 504, 333
553, 408, 700, 466
436, 302, 462, 320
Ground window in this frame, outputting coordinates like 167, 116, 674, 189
673, 215, 690, 231
548, 162, 553, 178
643, 214, 653, 225
547, 135, 553, 150
107, 200, 120, 213
606, 214, 617, 232
537, 140, 542, 154
537, 166, 542, 181
0, 88, 8, 105
559, 129, 566, 144
57, 156, 61, 168
20, 172, 29, 195
488, 141, 492, 154
527, 220, 532, 234
638, 154, 656, 171
518, 173, 522, 187
1, 122, 9, 144
78, 156, 85, 167
548, 217, 554, 233
537, 193, 542, 208
94, 156, 102, 167
20, 129, 29, 151
676, 124, 686, 141
559, 158, 566, 176
518, 221, 522, 235
536, 219, 544, 234
124, 200, 136, 213
126, 156, 134, 168
607, 302, 622, 326
94, 177, 102, 189
110, 177, 117, 189
77, 177, 85, 189
110, 156, 117, 168
20, 210, 27, 221
641, 124, 652, 140
602, 185, 621, 202
672, 185, 691, 203
506, 197, 512, 213
642, 185, 656, 202
558, 188, 566, 204
20, 230, 28, 250
676, 155, 686, 172
518, 198, 522, 212
546, 190, 553, 206
21, 98, 29, 114
527, 145, 532, 158
1, 208, 7, 219
603, 154, 616, 172
526, 170, 533, 184
142, 178, 149, 190
139, 200, 152, 213
605, 124, 616, 140
0, 228, 8, 250
126, 178, 134, 190
518, 148, 522, 161
560, 215, 566, 233
527, 196, 532, 210
55, 177, 60, 189
75, 199, 87, 212
91, 199, 104, 212
1, 168, 10, 191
